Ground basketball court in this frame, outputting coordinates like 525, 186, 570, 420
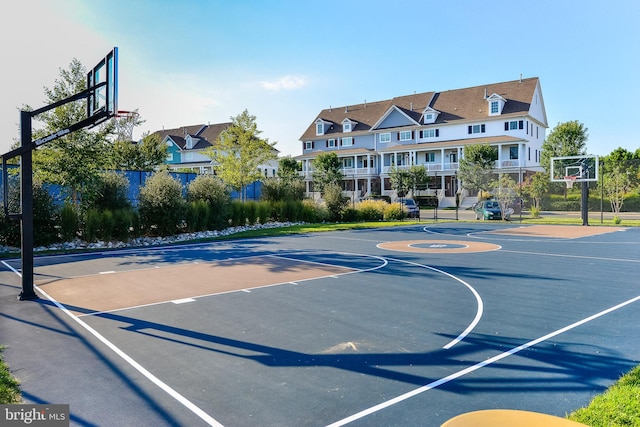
1, 222, 639, 426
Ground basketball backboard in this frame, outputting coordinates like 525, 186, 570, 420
550, 155, 599, 182
87, 47, 118, 121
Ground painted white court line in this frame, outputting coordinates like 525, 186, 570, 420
499, 249, 640, 263
385, 257, 483, 350
1, 260, 224, 427
172, 298, 196, 304
326, 294, 640, 427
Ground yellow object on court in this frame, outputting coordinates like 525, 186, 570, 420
441, 409, 588, 427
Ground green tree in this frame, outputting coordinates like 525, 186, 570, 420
521, 172, 549, 215
602, 147, 639, 190
311, 152, 343, 195
490, 174, 517, 220
458, 144, 497, 196
540, 120, 588, 173
28, 59, 112, 205
203, 110, 277, 201
277, 156, 301, 179
388, 166, 411, 197
109, 131, 167, 171
602, 167, 632, 214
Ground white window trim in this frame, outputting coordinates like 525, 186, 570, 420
380, 132, 391, 143
315, 121, 324, 136
399, 130, 412, 141
305, 141, 313, 150
342, 137, 353, 146
328, 139, 336, 148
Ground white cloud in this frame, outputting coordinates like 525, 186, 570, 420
260, 75, 307, 91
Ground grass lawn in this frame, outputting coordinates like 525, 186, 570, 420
567, 365, 640, 426
0, 347, 21, 404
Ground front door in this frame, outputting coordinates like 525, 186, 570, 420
444, 176, 458, 197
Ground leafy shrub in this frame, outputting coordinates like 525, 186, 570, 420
88, 171, 131, 211
383, 203, 404, 220
138, 172, 186, 236
82, 208, 138, 242
342, 207, 358, 222
613, 215, 621, 224
301, 199, 327, 223
187, 175, 231, 230
0, 179, 59, 247
323, 183, 349, 221
261, 178, 306, 202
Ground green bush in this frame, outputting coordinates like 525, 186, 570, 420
88, 171, 131, 211
256, 201, 271, 224
301, 199, 327, 223
230, 200, 245, 226
59, 203, 79, 242
341, 207, 358, 222
245, 201, 258, 225
187, 175, 231, 230
0, 179, 59, 247
186, 200, 210, 232
138, 172, 186, 236
323, 184, 349, 221
261, 178, 306, 202
84, 209, 101, 242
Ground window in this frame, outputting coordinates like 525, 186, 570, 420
316, 122, 323, 135
380, 133, 391, 143
343, 158, 353, 168
343, 121, 351, 132
421, 129, 439, 138
327, 139, 336, 148
509, 146, 519, 159
304, 141, 313, 150
491, 101, 499, 114
504, 120, 524, 131
425, 113, 433, 121
342, 137, 353, 146
425, 152, 435, 162
468, 124, 486, 134
399, 130, 412, 141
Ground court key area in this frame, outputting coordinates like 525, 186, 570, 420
1, 222, 638, 426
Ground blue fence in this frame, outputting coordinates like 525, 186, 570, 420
1, 169, 263, 207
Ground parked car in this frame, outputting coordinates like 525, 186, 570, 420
473, 200, 503, 220
401, 198, 420, 218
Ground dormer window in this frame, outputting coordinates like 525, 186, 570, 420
342, 118, 357, 133
486, 93, 506, 116
186, 135, 194, 149
421, 107, 440, 124
315, 119, 326, 136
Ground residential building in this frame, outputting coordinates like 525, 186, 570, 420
154, 123, 279, 177
297, 77, 547, 207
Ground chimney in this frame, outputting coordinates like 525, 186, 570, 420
519, 73, 523, 82
484, 88, 487, 98
410, 102, 413, 111
345, 105, 348, 113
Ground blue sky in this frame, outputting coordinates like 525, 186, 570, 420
1, 0, 638, 158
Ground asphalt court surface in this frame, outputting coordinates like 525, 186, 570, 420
1, 222, 639, 426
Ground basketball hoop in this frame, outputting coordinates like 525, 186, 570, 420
564, 175, 577, 189
114, 110, 139, 141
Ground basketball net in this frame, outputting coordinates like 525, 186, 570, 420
114, 110, 139, 141
564, 175, 577, 189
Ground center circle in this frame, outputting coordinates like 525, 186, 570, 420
410, 242, 468, 249
377, 240, 501, 253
